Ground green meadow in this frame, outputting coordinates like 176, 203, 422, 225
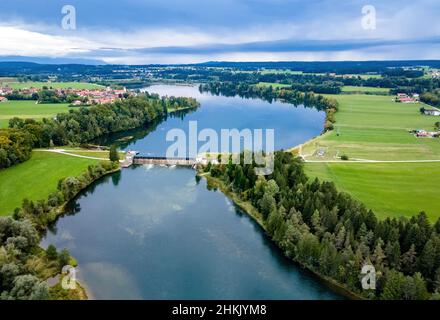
305, 162, 440, 221
301, 94, 440, 161
0, 100, 70, 128
341, 85, 390, 94
256, 82, 291, 89
0, 81, 103, 90
0, 151, 100, 216
301, 93, 440, 221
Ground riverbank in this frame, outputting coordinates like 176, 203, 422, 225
199, 171, 364, 300
25, 163, 121, 300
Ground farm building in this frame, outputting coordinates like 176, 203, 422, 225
423, 109, 440, 116
396, 93, 417, 103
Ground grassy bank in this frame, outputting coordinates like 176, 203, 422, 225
0, 151, 100, 215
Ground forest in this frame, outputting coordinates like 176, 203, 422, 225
204, 152, 440, 300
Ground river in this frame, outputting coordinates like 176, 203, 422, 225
42, 84, 342, 299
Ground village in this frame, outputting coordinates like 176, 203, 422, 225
0, 85, 129, 105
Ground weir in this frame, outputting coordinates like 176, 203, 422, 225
133, 155, 196, 166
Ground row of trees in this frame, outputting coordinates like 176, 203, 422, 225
205, 152, 440, 299
199, 82, 338, 131
420, 90, 440, 107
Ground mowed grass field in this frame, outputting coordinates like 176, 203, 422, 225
301, 93, 440, 221
305, 162, 440, 221
301, 94, 440, 161
0, 100, 70, 128
341, 86, 390, 94
0, 81, 103, 90
0, 151, 100, 216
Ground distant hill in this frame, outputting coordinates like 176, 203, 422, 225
194, 60, 440, 73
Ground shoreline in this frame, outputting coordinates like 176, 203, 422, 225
199, 171, 364, 300
41, 165, 121, 300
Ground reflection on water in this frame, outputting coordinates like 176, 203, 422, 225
97, 85, 325, 156
43, 167, 341, 300
41, 85, 340, 300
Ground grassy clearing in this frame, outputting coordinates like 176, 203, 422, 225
0, 100, 70, 128
256, 82, 291, 89
301, 94, 440, 161
0, 81, 103, 90
0, 151, 100, 216
341, 86, 390, 94
305, 162, 440, 221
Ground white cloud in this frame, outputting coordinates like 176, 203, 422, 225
0, 26, 97, 57
0, 2, 439, 64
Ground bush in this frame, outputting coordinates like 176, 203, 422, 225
341, 155, 349, 160
46, 244, 58, 260
58, 248, 70, 270
109, 145, 119, 162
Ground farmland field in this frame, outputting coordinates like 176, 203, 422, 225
305, 162, 440, 221
0, 81, 103, 90
301, 93, 440, 221
0, 100, 70, 127
301, 94, 440, 161
341, 85, 390, 94
0, 151, 100, 216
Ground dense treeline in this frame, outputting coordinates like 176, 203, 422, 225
4, 91, 38, 101
0, 128, 34, 169
1, 161, 118, 300
3, 61, 440, 80
420, 90, 440, 107
0, 94, 199, 169
205, 152, 440, 300
200, 82, 338, 131
154, 66, 440, 94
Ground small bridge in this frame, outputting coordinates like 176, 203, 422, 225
133, 156, 196, 166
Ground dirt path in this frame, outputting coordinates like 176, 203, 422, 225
35, 149, 108, 161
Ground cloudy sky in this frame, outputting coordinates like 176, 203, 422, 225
0, 0, 439, 64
